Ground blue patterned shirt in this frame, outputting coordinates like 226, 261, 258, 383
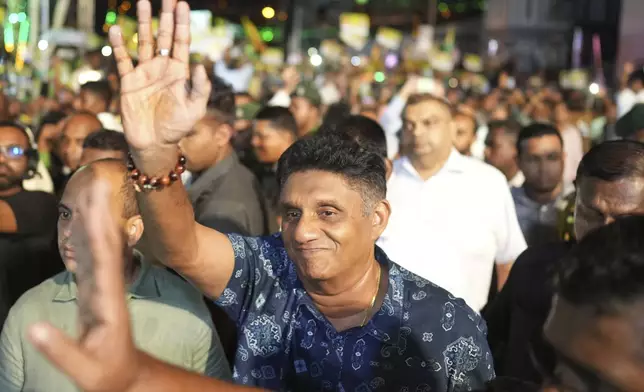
215, 234, 495, 391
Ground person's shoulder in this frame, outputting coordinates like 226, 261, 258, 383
8, 272, 68, 323
459, 155, 507, 183
145, 266, 213, 325
392, 263, 482, 327
227, 233, 291, 271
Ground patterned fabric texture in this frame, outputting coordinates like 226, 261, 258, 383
216, 233, 495, 391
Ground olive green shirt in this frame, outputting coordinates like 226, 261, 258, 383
0, 262, 231, 392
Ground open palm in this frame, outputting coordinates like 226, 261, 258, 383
108, 0, 211, 152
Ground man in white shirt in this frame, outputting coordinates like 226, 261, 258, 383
378, 94, 527, 311
617, 69, 644, 119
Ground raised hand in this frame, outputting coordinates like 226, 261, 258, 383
108, 0, 212, 153
28, 180, 142, 392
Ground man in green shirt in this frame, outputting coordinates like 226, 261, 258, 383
0, 159, 231, 392
289, 81, 322, 137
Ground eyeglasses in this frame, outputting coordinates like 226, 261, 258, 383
0, 145, 26, 159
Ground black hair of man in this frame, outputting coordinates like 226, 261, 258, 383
486, 120, 521, 146
37, 111, 66, 135
320, 102, 352, 133
207, 75, 236, 127
516, 122, 564, 156
82, 129, 129, 155
254, 106, 298, 137
0, 121, 33, 144
80, 80, 113, 107
276, 132, 386, 211
575, 140, 644, 184
555, 215, 644, 314
628, 69, 644, 87
320, 115, 388, 159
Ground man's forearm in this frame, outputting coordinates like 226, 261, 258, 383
130, 148, 199, 270
132, 352, 261, 392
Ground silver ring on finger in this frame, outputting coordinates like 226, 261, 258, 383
158, 48, 170, 57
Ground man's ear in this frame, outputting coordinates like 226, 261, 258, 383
214, 123, 235, 146
371, 199, 391, 241
125, 215, 144, 247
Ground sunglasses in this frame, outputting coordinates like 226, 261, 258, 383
0, 145, 26, 159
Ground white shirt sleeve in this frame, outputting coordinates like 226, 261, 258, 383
493, 178, 527, 264
268, 89, 292, 108
379, 95, 407, 159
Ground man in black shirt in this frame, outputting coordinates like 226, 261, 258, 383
0, 121, 60, 325
0, 122, 57, 236
485, 140, 644, 383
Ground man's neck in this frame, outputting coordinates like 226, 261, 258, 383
302, 256, 383, 331
409, 149, 452, 181
0, 185, 22, 198
524, 182, 563, 205
504, 166, 520, 182
197, 148, 233, 176
298, 118, 319, 137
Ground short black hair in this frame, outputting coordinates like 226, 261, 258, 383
486, 120, 521, 147
320, 115, 388, 159
320, 102, 352, 133
276, 133, 386, 212
0, 120, 33, 146
80, 80, 113, 106
254, 106, 298, 137
82, 129, 129, 155
576, 140, 644, 183
516, 122, 564, 156
405, 94, 452, 115
555, 215, 644, 314
628, 69, 644, 87
207, 75, 236, 126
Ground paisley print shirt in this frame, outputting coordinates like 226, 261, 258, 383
215, 233, 495, 391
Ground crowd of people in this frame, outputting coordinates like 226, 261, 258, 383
1, 1, 644, 391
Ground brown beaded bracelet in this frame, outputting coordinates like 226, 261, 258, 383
127, 153, 187, 192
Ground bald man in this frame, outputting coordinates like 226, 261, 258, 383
59, 112, 103, 173
0, 159, 231, 392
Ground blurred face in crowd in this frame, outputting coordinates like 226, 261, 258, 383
290, 97, 319, 136
485, 127, 518, 179
491, 106, 510, 121
555, 103, 571, 125
180, 114, 232, 173
37, 122, 63, 153
73, 89, 108, 115
251, 120, 295, 165
403, 99, 455, 161
544, 297, 644, 392
574, 176, 644, 240
533, 103, 553, 123
60, 114, 103, 171
58, 162, 143, 273
518, 135, 564, 194
0, 125, 29, 194
279, 170, 389, 283
453, 113, 477, 156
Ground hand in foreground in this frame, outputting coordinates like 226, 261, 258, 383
28, 180, 142, 392
108, 0, 212, 153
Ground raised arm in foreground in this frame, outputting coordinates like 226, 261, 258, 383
28, 180, 261, 392
111, 0, 236, 298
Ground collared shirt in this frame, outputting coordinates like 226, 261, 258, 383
509, 171, 525, 188
511, 185, 574, 247
0, 260, 231, 392
378, 151, 527, 311
216, 233, 495, 391
188, 152, 268, 236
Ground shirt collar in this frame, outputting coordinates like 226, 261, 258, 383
397, 149, 466, 180
53, 252, 161, 303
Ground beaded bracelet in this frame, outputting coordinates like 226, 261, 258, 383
127, 153, 187, 192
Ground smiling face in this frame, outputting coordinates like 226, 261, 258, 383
279, 170, 389, 284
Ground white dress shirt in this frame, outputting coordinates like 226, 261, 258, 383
377, 151, 527, 311
617, 89, 644, 119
